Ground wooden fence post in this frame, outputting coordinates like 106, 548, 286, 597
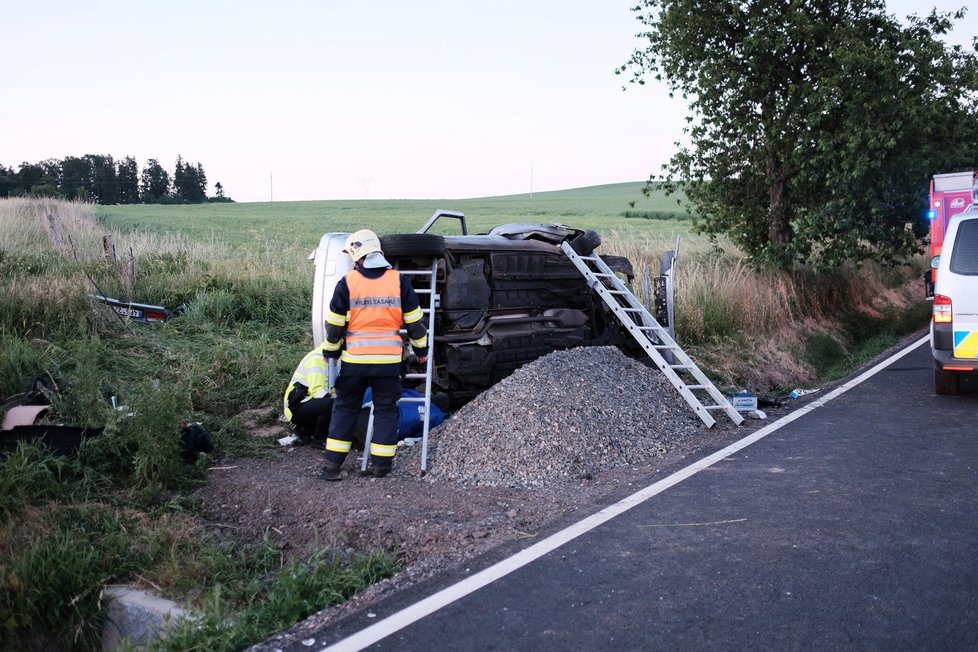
103, 235, 117, 263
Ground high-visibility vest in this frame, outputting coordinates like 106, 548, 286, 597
283, 346, 329, 421
341, 270, 404, 365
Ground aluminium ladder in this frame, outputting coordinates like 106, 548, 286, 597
361, 258, 439, 472
559, 241, 743, 428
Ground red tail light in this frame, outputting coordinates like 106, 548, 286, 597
934, 294, 952, 324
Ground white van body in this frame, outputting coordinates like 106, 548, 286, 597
309, 232, 353, 347
931, 205, 978, 394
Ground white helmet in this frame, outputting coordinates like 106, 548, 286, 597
343, 229, 382, 262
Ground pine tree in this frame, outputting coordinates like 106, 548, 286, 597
194, 163, 208, 202
61, 156, 92, 201
173, 156, 186, 202
85, 154, 118, 204
140, 159, 170, 203
117, 156, 140, 204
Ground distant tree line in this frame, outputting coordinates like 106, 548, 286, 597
0, 155, 232, 204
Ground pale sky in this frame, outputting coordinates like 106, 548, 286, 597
2, 1, 973, 203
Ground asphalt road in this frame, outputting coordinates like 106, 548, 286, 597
305, 337, 978, 651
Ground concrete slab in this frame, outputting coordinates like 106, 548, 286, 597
101, 585, 188, 651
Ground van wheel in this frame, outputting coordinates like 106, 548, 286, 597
935, 367, 959, 395
380, 234, 445, 257
569, 230, 601, 255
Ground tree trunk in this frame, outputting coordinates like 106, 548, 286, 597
766, 155, 793, 246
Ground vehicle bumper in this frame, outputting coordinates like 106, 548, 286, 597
933, 349, 978, 372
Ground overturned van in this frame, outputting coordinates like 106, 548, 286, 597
310, 212, 641, 408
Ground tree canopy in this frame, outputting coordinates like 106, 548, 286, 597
618, 0, 978, 268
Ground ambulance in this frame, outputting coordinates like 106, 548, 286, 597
926, 170, 977, 297
930, 173, 978, 394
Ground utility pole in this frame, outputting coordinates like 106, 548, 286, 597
270, 173, 274, 202
360, 177, 374, 199
530, 165, 534, 199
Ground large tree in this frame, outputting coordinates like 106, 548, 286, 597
38, 159, 63, 190
0, 165, 15, 197
61, 156, 93, 200
619, 0, 978, 268
140, 158, 170, 202
85, 154, 118, 204
173, 155, 187, 201
173, 156, 208, 203
15, 162, 47, 194
117, 156, 140, 204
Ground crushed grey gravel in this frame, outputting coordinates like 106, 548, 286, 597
418, 346, 709, 488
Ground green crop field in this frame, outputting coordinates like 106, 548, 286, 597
96, 181, 695, 255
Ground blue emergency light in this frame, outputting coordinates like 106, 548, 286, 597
928, 209, 937, 220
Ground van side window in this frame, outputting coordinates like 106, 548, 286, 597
949, 219, 978, 275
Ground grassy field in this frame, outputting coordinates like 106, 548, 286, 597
97, 181, 693, 252
0, 186, 929, 650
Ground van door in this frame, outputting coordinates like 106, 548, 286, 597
946, 216, 978, 359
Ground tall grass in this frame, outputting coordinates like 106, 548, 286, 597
1, 504, 158, 650
0, 198, 380, 650
596, 227, 929, 391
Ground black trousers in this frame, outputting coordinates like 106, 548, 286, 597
290, 396, 334, 441
325, 374, 400, 468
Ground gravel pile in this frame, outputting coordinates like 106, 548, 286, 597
421, 346, 708, 487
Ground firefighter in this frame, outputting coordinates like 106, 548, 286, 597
320, 229, 428, 480
283, 343, 335, 444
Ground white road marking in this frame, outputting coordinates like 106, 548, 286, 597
321, 335, 929, 651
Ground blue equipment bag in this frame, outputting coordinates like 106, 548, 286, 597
362, 388, 447, 439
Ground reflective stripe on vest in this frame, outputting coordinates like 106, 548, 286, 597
345, 330, 402, 350
342, 270, 403, 365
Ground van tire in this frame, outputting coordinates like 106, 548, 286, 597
380, 234, 446, 257
935, 367, 959, 395
569, 230, 601, 255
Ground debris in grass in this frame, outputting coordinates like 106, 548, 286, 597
90, 294, 186, 323
788, 387, 819, 399
179, 420, 214, 463
1, 377, 104, 456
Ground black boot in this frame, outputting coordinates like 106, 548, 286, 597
319, 461, 343, 481
362, 463, 391, 478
